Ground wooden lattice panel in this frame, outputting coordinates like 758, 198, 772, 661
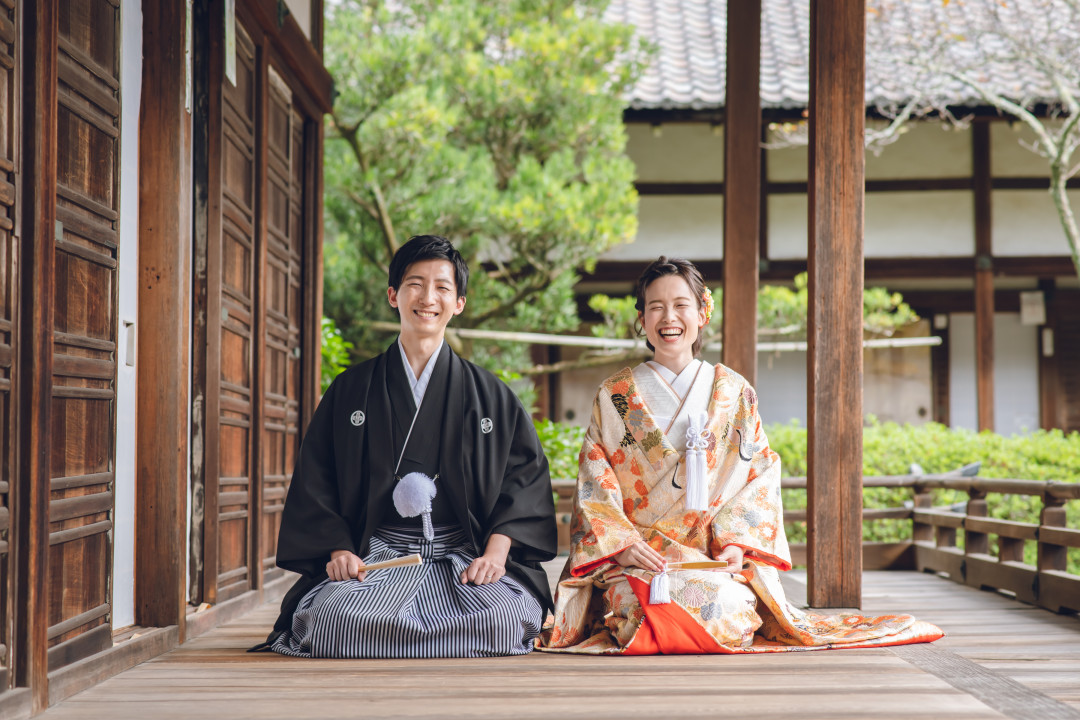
215, 23, 257, 601
0, 0, 15, 694
48, 0, 119, 671
260, 68, 304, 582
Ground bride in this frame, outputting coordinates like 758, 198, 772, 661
539, 256, 941, 654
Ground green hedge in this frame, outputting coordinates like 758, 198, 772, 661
537, 417, 1080, 573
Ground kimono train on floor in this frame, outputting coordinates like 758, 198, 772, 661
539, 360, 943, 655
264, 340, 556, 658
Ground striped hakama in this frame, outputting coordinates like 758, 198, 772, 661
271, 524, 543, 658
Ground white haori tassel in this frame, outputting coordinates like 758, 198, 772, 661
392, 472, 438, 541
649, 569, 671, 605
684, 411, 711, 511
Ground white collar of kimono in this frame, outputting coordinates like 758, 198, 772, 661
646, 358, 702, 399
397, 337, 444, 407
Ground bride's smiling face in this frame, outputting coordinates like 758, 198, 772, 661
640, 274, 706, 365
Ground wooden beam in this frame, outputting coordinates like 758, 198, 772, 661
136, 0, 192, 636
586, 256, 1076, 286
973, 121, 994, 432
721, 0, 761, 384
805, 0, 864, 609
240, 0, 333, 113
302, 117, 324, 425
15, 0, 57, 710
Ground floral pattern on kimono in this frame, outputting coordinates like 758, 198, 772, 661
539, 364, 944, 655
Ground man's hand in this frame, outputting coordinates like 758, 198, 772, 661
614, 541, 666, 573
716, 544, 744, 573
326, 549, 367, 582
461, 533, 511, 585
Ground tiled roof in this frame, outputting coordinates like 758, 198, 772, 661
608, 0, 1071, 111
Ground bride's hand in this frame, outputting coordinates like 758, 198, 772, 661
716, 544, 744, 573
614, 542, 666, 572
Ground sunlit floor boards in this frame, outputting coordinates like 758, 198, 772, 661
40, 569, 1080, 720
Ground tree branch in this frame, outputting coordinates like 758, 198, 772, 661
462, 271, 552, 327
518, 347, 650, 376
335, 118, 400, 256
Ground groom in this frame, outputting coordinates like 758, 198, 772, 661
256, 234, 557, 658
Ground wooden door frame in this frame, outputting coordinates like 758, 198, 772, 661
13, 0, 56, 713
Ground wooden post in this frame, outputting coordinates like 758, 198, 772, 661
250, 35, 269, 594
301, 114, 324, 427
137, 0, 192, 636
973, 121, 994, 431
15, 0, 57, 710
721, 0, 761, 385
805, 0, 865, 609
965, 489, 989, 556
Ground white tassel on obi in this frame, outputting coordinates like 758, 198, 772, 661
649, 569, 671, 605
393, 472, 438, 540
684, 411, 711, 511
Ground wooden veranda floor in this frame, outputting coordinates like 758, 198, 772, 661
41, 564, 1080, 720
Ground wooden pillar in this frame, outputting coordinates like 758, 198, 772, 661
136, 0, 192, 635
973, 121, 994, 431
15, 0, 57, 710
721, 0, 761, 384
806, 0, 865, 608
302, 113, 324, 425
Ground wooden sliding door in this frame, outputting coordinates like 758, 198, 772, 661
0, 0, 17, 696
47, 0, 120, 670
193, 10, 317, 604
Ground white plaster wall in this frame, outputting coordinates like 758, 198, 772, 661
285, 0, 312, 38
991, 119, 1063, 176
949, 314, 978, 431
865, 191, 975, 257
756, 349, 808, 425
604, 195, 724, 260
767, 191, 976, 260
992, 189, 1080, 256
865, 121, 972, 180
766, 193, 807, 259
756, 337, 933, 427
948, 313, 1040, 435
766, 132, 808, 182
992, 314, 1040, 435
766, 122, 972, 182
113, 0, 143, 632
626, 122, 724, 182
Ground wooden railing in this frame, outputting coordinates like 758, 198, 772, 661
551, 474, 1080, 614
781, 473, 1080, 614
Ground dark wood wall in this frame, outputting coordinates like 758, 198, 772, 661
191, 3, 321, 606
0, 0, 121, 712
0, 0, 17, 697
0, 0, 329, 714
48, 0, 120, 672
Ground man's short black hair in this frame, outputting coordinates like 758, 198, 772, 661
388, 235, 469, 298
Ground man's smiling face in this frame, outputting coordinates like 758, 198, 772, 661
387, 258, 466, 340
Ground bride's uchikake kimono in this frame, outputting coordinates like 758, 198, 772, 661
539, 360, 943, 654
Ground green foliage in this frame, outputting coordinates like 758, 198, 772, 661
772, 420, 1080, 573
587, 272, 921, 342
534, 418, 587, 481
587, 294, 640, 339
536, 415, 1080, 573
321, 316, 354, 393
322, 0, 648, 397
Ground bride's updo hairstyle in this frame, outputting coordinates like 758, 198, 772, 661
633, 256, 708, 356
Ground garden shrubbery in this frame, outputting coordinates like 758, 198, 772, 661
537, 418, 1080, 573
